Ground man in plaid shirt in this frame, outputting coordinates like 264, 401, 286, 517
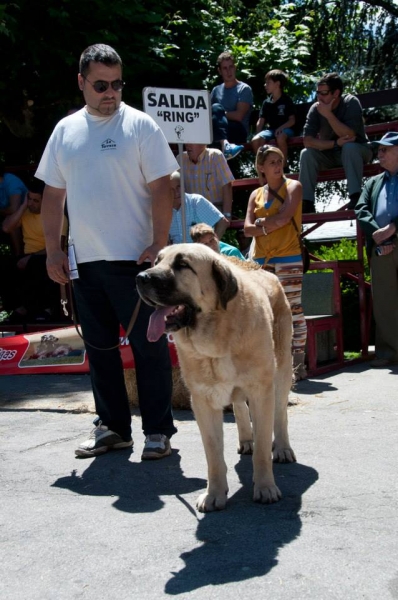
179, 144, 234, 220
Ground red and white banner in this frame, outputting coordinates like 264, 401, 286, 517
0, 327, 179, 376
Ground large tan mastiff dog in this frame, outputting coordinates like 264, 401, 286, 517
136, 244, 296, 512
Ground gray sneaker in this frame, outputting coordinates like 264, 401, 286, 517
75, 421, 133, 457
141, 434, 171, 460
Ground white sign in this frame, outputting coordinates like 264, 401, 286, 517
143, 87, 212, 144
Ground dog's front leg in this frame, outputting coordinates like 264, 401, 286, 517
191, 396, 228, 512
248, 390, 281, 504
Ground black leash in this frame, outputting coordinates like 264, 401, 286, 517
60, 282, 141, 351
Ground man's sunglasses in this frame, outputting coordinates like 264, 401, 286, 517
83, 76, 125, 93
316, 90, 332, 96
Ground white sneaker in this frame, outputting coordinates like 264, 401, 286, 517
141, 434, 171, 460
75, 421, 133, 457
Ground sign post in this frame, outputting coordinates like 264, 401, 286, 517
143, 88, 212, 242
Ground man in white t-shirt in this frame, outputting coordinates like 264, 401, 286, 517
36, 44, 179, 460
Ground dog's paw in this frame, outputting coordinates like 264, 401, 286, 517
237, 440, 253, 455
196, 490, 228, 512
253, 483, 282, 504
273, 446, 296, 463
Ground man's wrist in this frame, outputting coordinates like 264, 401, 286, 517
223, 212, 231, 218
47, 245, 63, 255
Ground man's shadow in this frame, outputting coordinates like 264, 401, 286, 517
165, 457, 318, 595
52, 448, 205, 514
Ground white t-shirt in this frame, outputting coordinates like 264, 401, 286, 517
35, 103, 179, 263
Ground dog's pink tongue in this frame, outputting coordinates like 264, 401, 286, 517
147, 306, 176, 342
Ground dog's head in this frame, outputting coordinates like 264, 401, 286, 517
41, 334, 58, 343
136, 244, 238, 341
38, 334, 59, 350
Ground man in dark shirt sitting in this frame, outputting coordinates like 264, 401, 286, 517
299, 72, 373, 213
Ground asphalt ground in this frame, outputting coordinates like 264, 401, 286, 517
1, 362, 397, 600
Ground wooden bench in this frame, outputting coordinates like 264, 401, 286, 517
235, 116, 398, 192
232, 160, 385, 192
238, 88, 398, 190
244, 87, 398, 150
244, 119, 398, 153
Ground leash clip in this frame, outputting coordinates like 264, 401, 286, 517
61, 299, 69, 317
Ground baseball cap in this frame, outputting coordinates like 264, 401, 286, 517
373, 132, 398, 147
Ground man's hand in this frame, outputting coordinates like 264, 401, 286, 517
46, 250, 69, 284
376, 243, 395, 256
316, 98, 337, 119
21, 194, 29, 211
137, 243, 162, 267
373, 223, 397, 245
337, 135, 356, 147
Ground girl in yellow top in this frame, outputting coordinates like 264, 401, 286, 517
244, 145, 307, 379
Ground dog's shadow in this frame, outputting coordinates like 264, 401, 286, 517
51, 449, 206, 514
165, 458, 318, 595
52, 442, 318, 593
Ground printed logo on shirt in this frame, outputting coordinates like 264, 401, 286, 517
277, 105, 286, 116
101, 138, 117, 151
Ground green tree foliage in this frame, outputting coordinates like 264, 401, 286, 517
292, 0, 398, 93
0, 0, 397, 163
0, 0, 178, 162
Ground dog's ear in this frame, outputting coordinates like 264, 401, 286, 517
211, 259, 238, 309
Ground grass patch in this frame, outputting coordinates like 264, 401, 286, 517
344, 351, 361, 360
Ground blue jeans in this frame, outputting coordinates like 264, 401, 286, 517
73, 261, 177, 441
211, 103, 248, 144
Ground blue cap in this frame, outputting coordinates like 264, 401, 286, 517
373, 132, 398, 147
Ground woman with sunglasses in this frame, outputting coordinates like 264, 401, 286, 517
244, 145, 307, 380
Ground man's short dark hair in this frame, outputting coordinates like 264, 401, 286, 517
27, 177, 45, 195
318, 72, 344, 95
79, 44, 123, 78
265, 69, 289, 91
217, 51, 235, 68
